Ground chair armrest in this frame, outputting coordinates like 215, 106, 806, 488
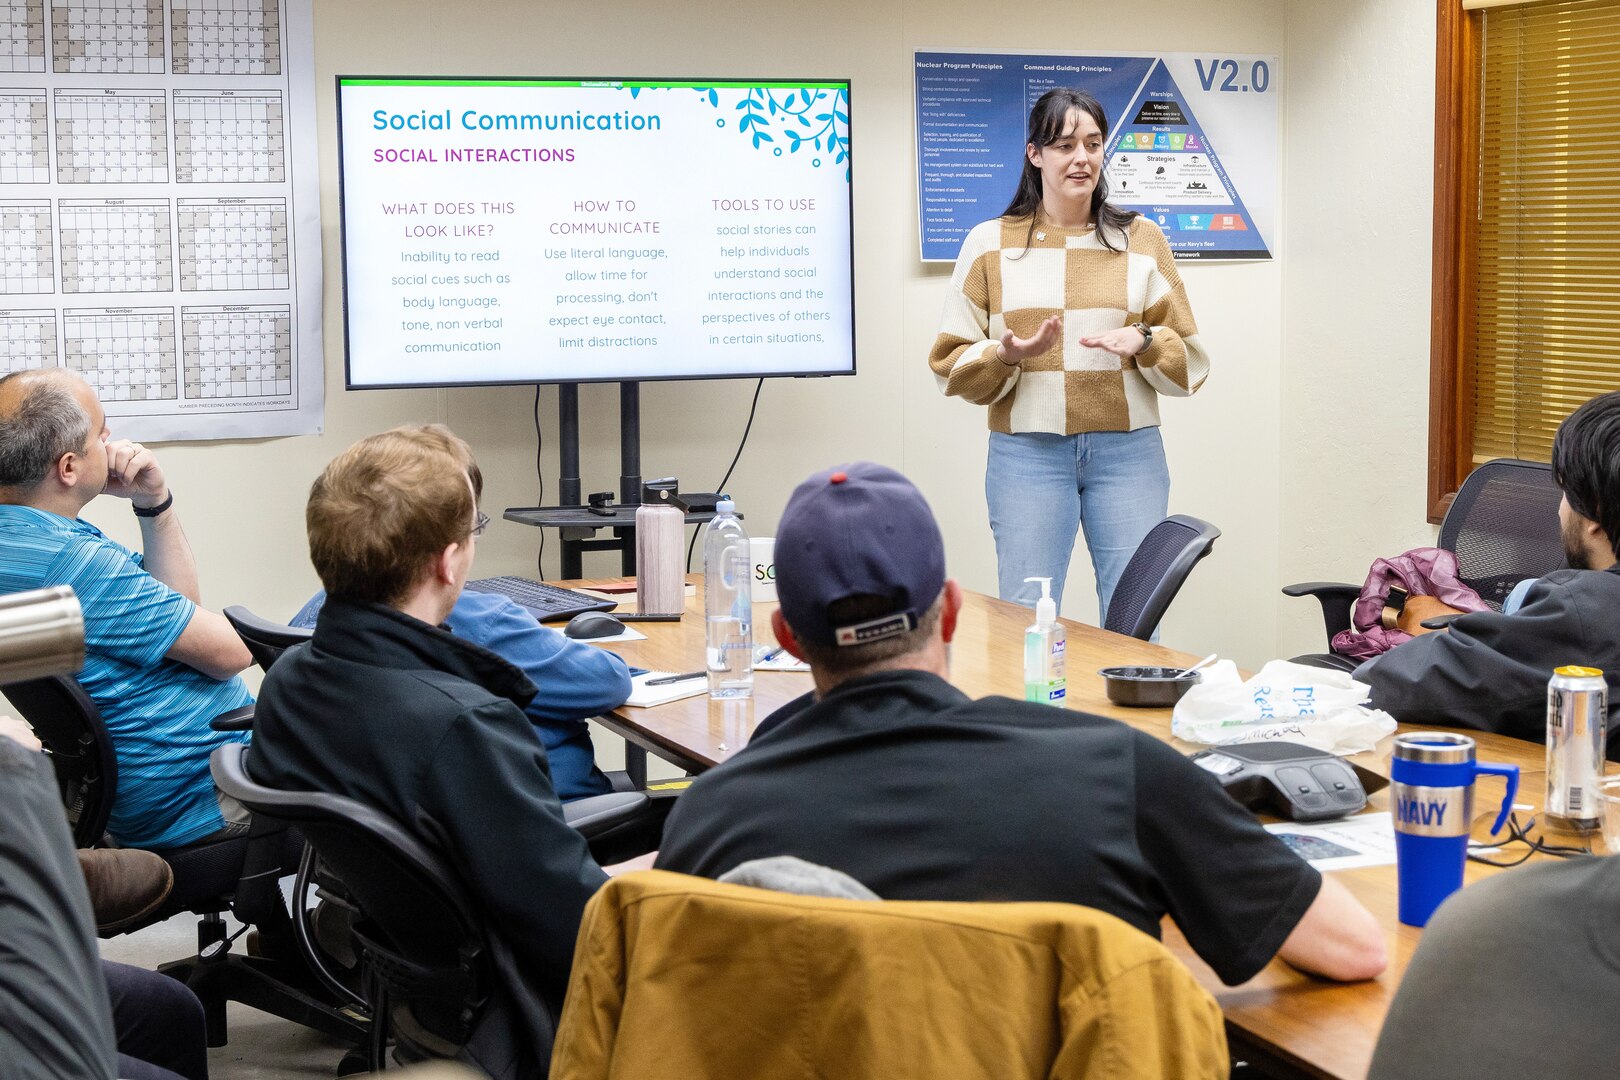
1420, 613, 1466, 631
1280, 581, 1361, 644
209, 705, 256, 732
1288, 653, 1362, 674
563, 791, 651, 838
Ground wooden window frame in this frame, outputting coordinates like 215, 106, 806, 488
1428, 0, 1480, 524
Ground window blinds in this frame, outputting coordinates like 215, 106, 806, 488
1471, 0, 1620, 462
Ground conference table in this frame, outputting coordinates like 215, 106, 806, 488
570, 577, 1602, 1080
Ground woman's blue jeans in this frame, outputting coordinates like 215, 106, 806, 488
985, 427, 1170, 622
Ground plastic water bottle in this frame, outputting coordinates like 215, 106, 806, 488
703, 497, 753, 698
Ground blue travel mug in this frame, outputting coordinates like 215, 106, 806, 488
1390, 733, 1518, 927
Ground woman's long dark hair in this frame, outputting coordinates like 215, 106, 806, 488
1001, 88, 1138, 253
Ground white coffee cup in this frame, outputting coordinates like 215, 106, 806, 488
749, 536, 777, 602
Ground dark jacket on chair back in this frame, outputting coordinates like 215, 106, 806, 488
248, 596, 607, 1073
1357, 566, 1620, 755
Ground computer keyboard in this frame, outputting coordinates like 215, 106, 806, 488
463, 577, 617, 623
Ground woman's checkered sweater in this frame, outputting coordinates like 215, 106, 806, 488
928, 214, 1210, 435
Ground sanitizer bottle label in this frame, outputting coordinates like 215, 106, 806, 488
1024, 636, 1067, 704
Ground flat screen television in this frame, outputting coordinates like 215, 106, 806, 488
336, 76, 855, 388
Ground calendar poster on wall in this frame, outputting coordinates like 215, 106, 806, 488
0, 0, 322, 440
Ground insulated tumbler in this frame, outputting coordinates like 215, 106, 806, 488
1390, 733, 1518, 927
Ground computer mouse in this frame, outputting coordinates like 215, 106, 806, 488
564, 611, 625, 640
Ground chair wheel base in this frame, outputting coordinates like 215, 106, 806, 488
336, 1046, 371, 1076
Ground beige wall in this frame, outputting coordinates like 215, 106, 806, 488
1277, 0, 1439, 656
78, 0, 1436, 676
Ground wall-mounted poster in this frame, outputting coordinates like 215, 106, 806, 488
915, 50, 1277, 262
0, 0, 322, 440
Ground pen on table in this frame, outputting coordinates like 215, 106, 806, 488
645, 671, 705, 686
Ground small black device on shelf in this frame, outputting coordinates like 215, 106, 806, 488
677, 492, 722, 514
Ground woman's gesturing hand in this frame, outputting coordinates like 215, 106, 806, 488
1078, 325, 1148, 359
997, 314, 1064, 366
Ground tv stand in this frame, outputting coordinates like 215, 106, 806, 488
503, 382, 722, 578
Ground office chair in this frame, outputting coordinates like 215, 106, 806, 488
1103, 515, 1222, 641
213, 742, 555, 1078
0, 673, 365, 1050
3, 675, 119, 848
1284, 459, 1564, 666
550, 871, 1228, 1080
224, 604, 312, 671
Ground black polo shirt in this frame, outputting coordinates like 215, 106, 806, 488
656, 668, 1320, 985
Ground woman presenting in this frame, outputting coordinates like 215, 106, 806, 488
928, 87, 1210, 621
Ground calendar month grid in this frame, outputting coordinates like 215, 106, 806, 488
181, 302, 290, 399
54, 87, 168, 183
58, 197, 172, 293
178, 195, 286, 290
171, 0, 280, 75
0, 1, 45, 74
64, 305, 177, 401
1, 307, 56, 369
173, 89, 283, 183
51, 0, 165, 74
0, 89, 49, 181
0, 197, 52, 291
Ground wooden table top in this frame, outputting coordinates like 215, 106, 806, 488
568, 577, 1603, 1080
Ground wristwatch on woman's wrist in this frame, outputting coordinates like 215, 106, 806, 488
1132, 322, 1154, 354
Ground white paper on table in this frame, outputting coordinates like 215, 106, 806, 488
1264, 812, 1397, 871
624, 670, 709, 708
581, 625, 647, 644
755, 650, 810, 673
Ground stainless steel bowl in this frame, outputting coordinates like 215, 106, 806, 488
1097, 665, 1201, 708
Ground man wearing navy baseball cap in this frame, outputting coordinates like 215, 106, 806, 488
656, 462, 1385, 986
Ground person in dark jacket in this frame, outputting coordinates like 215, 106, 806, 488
657, 462, 1386, 986
247, 424, 607, 1074
1356, 391, 1620, 753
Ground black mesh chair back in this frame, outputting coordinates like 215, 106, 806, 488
1103, 515, 1222, 641
224, 606, 312, 673
2, 675, 118, 847
211, 743, 542, 1070
1437, 458, 1565, 610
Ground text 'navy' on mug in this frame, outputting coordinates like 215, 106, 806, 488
1390, 732, 1519, 927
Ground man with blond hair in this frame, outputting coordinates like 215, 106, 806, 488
287, 428, 633, 802
247, 425, 605, 1073
0, 368, 252, 851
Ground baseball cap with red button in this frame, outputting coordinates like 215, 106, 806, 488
774, 462, 947, 647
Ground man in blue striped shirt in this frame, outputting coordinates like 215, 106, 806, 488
0, 369, 253, 850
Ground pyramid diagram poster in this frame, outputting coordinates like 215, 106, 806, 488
915, 51, 1276, 261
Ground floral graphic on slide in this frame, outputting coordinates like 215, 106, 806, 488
625, 83, 850, 178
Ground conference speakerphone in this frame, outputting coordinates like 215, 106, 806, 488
1190, 741, 1386, 823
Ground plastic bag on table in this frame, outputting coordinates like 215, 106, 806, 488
1170, 659, 1397, 756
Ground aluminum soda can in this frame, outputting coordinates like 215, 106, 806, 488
1546, 665, 1607, 830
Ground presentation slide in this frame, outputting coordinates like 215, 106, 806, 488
337, 77, 854, 388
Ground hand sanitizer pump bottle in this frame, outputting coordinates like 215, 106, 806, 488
1023, 576, 1066, 706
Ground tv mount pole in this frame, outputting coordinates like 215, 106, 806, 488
506, 381, 718, 580
545, 381, 642, 578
